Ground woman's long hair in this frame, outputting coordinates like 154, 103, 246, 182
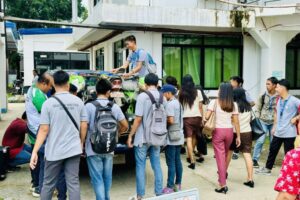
179, 75, 197, 108
218, 82, 234, 112
233, 88, 252, 113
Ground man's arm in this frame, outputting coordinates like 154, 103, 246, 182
80, 121, 88, 148
111, 61, 130, 73
30, 124, 49, 169
272, 111, 277, 135
118, 119, 129, 134
123, 62, 142, 77
167, 116, 175, 125
127, 116, 142, 148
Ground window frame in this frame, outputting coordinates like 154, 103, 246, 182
286, 47, 299, 89
34, 51, 90, 72
95, 47, 105, 71
162, 35, 243, 90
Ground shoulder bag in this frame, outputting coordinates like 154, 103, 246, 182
202, 100, 217, 138
250, 110, 264, 140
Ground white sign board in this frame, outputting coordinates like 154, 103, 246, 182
145, 189, 200, 200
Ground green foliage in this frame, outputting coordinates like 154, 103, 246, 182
5, 0, 88, 28
8, 50, 20, 70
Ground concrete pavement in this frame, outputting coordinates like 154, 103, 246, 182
0, 103, 282, 200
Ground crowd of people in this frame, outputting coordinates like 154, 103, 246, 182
2, 34, 300, 200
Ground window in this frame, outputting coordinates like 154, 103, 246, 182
96, 48, 104, 71
162, 34, 242, 89
34, 52, 90, 72
114, 40, 124, 68
94, 0, 101, 6
286, 34, 300, 89
113, 39, 128, 69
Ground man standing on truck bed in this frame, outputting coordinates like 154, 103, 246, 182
112, 35, 156, 78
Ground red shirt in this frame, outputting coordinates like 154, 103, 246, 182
274, 148, 300, 200
2, 118, 27, 159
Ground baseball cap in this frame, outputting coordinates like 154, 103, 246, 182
161, 84, 176, 94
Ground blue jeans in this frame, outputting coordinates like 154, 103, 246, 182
9, 144, 32, 167
253, 121, 273, 162
165, 145, 183, 188
87, 154, 113, 200
39, 152, 67, 200
134, 145, 163, 197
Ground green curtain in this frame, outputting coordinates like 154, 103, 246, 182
163, 47, 181, 84
205, 48, 222, 88
223, 48, 240, 81
286, 49, 295, 88
183, 48, 201, 85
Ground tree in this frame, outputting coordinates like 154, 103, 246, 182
5, 0, 88, 28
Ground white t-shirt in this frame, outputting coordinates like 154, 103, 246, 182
236, 111, 252, 133
183, 90, 203, 118
207, 99, 239, 129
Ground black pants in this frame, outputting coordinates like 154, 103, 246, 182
266, 136, 295, 170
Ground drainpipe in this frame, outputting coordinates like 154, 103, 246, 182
72, 0, 78, 23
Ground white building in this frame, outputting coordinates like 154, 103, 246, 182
19, 28, 90, 86
67, 0, 300, 99
0, 20, 19, 113
68, 0, 300, 99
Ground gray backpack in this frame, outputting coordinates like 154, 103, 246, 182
143, 91, 167, 146
90, 101, 118, 154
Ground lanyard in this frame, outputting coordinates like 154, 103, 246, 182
279, 96, 290, 118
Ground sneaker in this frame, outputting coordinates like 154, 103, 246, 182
188, 163, 195, 170
163, 187, 174, 194
32, 187, 40, 198
255, 167, 271, 175
196, 157, 204, 163
174, 184, 182, 192
29, 184, 35, 192
253, 160, 259, 168
128, 195, 142, 200
180, 147, 186, 154
232, 153, 239, 160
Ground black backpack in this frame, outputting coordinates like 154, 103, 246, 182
90, 101, 118, 154
0, 146, 10, 181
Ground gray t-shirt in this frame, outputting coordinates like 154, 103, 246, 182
127, 49, 149, 77
275, 95, 300, 138
166, 97, 184, 146
85, 99, 125, 157
134, 89, 167, 147
40, 92, 88, 161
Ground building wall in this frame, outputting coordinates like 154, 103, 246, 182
22, 34, 82, 86
0, 22, 7, 113
243, 35, 261, 100
91, 31, 266, 100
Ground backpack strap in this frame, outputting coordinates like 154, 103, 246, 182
260, 93, 266, 112
53, 96, 79, 131
158, 92, 163, 104
107, 101, 114, 109
144, 90, 156, 105
91, 100, 101, 109
91, 100, 113, 111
